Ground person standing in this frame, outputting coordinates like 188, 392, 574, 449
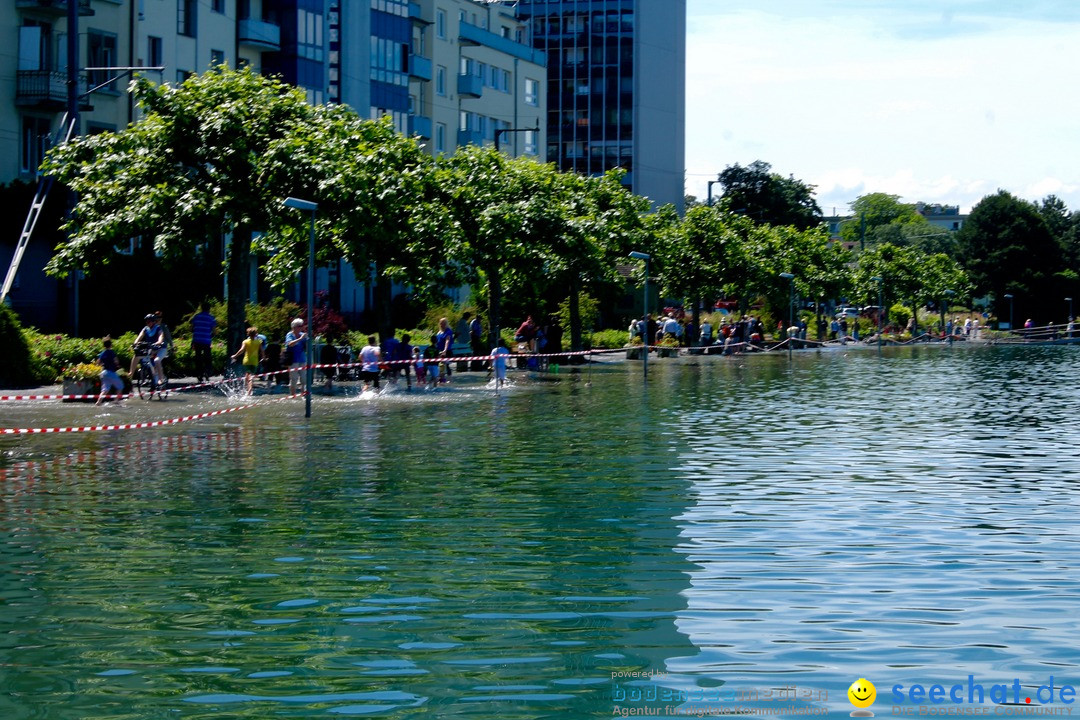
436, 317, 455, 382
96, 337, 124, 405
396, 333, 414, 389
699, 319, 713, 346
470, 314, 485, 371
191, 302, 216, 382
285, 318, 308, 395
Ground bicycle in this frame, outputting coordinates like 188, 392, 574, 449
132, 342, 169, 400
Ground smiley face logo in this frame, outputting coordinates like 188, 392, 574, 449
848, 678, 876, 715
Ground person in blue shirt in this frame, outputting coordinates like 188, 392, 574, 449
190, 302, 216, 381
285, 318, 308, 395
436, 317, 455, 383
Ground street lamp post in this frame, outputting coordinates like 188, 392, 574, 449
1067, 297, 1074, 338
1004, 293, 1014, 334
706, 175, 722, 206
779, 272, 794, 359
871, 276, 883, 355
283, 197, 318, 418
494, 123, 540, 154
630, 251, 650, 378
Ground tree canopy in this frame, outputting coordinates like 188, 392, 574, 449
716, 160, 822, 230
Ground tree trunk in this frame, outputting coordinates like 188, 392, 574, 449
226, 226, 252, 357
487, 266, 502, 349
911, 297, 918, 336
569, 274, 583, 354
374, 275, 394, 341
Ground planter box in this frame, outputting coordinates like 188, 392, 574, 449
656, 346, 679, 358
625, 347, 642, 360
62, 378, 98, 402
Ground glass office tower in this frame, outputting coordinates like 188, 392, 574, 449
511, 0, 685, 210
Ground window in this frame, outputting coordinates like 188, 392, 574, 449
500, 69, 511, 93
210, 49, 225, 67
298, 9, 324, 62
18, 22, 52, 71
524, 130, 537, 156
176, 69, 193, 85
212, 0, 224, 12
436, 9, 446, 39
87, 31, 118, 91
435, 122, 445, 153
148, 36, 163, 68
435, 65, 446, 96
525, 78, 539, 106
21, 116, 51, 175
178, 0, 196, 37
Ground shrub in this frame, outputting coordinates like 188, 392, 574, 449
0, 304, 36, 388
590, 329, 629, 349
556, 293, 600, 335
890, 303, 911, 328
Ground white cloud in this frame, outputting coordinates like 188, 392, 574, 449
685, 2, 1080, 214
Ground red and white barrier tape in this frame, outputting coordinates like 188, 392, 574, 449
0, 404, 253, 436
2, 349, 617, 403
0, 392, 134, 401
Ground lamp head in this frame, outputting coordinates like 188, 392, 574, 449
629, 251, 650, 261
283, 197, 318, 212
779, 272, 794, 280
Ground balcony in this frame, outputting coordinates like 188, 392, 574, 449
458, 22, 547, 66
238, 17, 281, 51
408, 114, 432, 140
16, 70, 90, 110
457, 129, 485, 148
17, 0, 93, 16
408, 3, 431, 25
409, 54, 432, 82
457, 73, 482, 98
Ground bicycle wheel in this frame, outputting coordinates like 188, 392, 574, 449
135, 360, 151, 399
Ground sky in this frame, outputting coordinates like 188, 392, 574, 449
684, 0, 1080, 215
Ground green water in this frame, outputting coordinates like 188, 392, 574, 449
3, 346, 1080, 718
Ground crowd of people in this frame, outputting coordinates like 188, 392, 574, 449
89, 308, 560, 403
629, 313, 794, 353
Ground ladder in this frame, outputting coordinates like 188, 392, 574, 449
1, 114, 77, 304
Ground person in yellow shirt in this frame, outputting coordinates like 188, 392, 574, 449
231, 326, 264, 395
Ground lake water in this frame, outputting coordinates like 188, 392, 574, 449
3, 345, 1080, 719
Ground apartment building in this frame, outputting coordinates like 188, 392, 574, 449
507, 0, 685, 211
407, 0, 545, 159
2, 0, 548, 329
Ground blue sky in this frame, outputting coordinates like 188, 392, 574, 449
684, 0, 1080, 215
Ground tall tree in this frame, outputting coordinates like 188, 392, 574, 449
258, 111, 436, 338
426, 145, 557, 346
41, 66, 321, 350
655, 204, 753, 330
541, 168, 649, 352
839, 193, 953, 255
957, 190, 1064, 321
717, 160, 822, 230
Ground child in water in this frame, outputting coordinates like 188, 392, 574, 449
413, 346, 426, 385
491, 337, 511, 388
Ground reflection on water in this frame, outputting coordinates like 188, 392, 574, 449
2, 346, 1080, 718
